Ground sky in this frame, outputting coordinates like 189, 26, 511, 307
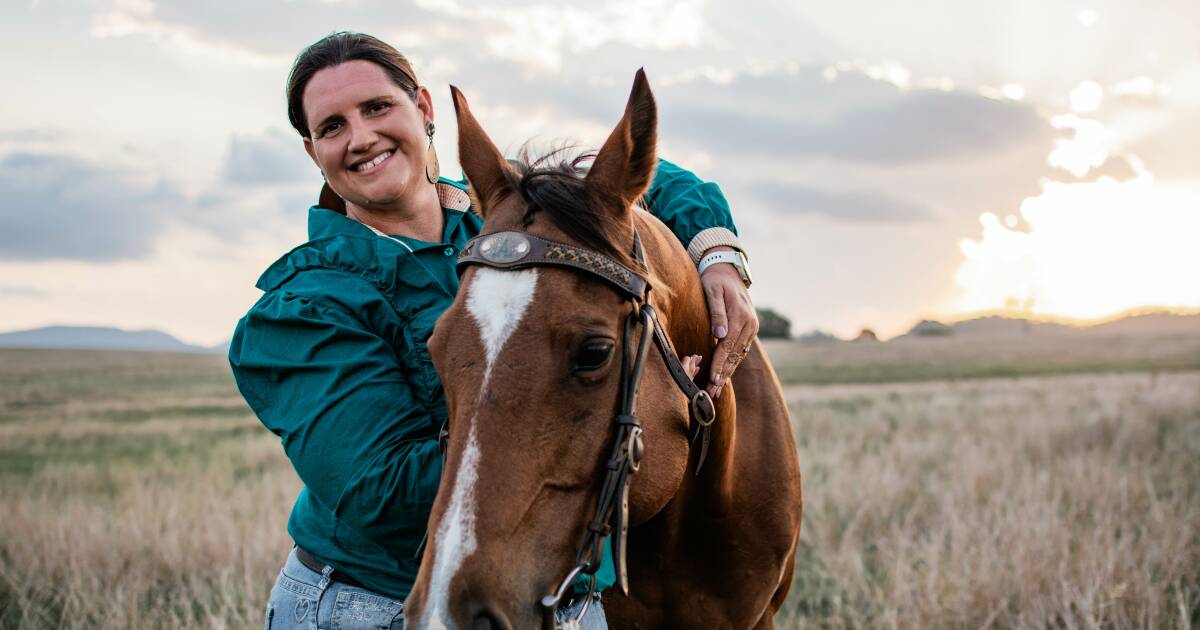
2, 0, 1198, 345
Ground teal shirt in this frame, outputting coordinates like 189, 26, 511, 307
229, 159, 736, 600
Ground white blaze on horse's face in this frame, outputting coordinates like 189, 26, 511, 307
467, 268, 540, 385
424, 267, 539, 630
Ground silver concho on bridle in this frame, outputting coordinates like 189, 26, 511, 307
478, 232, 531, 264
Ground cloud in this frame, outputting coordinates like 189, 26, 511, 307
435, 64, 1057, 176
187, 130, 324, 240
88, 0, 452, 66
658, 71, 1054, 165
0, 130, 321, 262
423, 64, 1065, 232
0, 152, 173, 262
90, 0, 296, 67
746, 180, 934, 223
0, 285, 46, 298
1127, 107, 1200, 182
83, 0, 825, 77
223, 128, 315, 185
412, 0, 706, 72
1048, 154, 1139, 184
0, 128, 63, 143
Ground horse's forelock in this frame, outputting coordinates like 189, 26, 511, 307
499, 145, 639, 270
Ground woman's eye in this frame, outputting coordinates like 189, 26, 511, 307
319, 122, 341, 137
573, 340, 614, 372
367, 102, 390, 115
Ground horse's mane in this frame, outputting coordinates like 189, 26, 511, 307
502, 145, 639, 270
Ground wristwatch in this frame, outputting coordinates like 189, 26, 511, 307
698, 250, 753, 288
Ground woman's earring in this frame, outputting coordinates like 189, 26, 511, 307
425, 121, 440, 184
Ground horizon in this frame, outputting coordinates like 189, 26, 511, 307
3, 1, 1199, 345
5, 305, 1197, 347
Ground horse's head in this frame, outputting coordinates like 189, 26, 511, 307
406, 71, 707, 629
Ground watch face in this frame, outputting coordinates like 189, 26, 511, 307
737, 251, 753, 286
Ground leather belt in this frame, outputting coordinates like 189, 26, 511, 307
294, 546, 367, 589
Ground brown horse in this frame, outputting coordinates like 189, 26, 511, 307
406, 71, 802, 630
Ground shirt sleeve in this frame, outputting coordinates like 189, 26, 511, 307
228, 289, 441, 560
642, 158, 744, 264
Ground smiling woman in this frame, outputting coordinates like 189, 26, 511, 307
303, 60, 440, 240
286, 37, 445, 243
228, 31, 761, 630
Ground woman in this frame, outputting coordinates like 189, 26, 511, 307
229, 32, 758, 630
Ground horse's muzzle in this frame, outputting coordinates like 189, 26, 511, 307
471, 605, 512, 630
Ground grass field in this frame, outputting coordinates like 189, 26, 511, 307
0, 335, 1198, 628
762, 333, 1200, 384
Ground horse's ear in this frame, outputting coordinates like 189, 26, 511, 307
451, 85, 513, 217
587, 68, 658, 218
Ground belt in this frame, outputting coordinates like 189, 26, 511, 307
294, 546, 367, 589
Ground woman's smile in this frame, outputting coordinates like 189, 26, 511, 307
351, 150, 394, 175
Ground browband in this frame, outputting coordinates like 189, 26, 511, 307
457, 230, 650, 300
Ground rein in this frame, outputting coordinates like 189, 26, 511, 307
454, 229, 717, 629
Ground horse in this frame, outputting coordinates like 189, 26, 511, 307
405, 70, 803, 630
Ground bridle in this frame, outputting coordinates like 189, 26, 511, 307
454, 228, 718, 629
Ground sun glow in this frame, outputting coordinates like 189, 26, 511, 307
1069, 80, 1104, 114
954, 165, 1200, 320
1047, 114, 1117, 177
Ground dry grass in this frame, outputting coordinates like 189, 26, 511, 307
0, 350, 297, 629
763, 333, 1200, 384
777, 370, 1200, 629
0, 343, 1198, 629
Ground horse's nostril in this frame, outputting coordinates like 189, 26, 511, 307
471, 607, 508, 630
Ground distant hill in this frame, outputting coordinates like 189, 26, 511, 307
796, 329, 841, 343
0, 326, 223, 353
900, 311, 1200, 340
1088, 312, 1200, 336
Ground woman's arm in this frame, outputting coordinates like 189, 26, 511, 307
642, 158, 741, 262
229, 290, 441, 559
643, 158, 759, 399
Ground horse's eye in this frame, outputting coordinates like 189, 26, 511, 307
573, 339, 614, 372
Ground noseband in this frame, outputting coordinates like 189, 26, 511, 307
455, 229, 717, 629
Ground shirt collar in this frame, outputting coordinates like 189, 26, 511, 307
309, 180, 473, 243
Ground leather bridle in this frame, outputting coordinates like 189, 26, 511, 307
453, 229, 717, 629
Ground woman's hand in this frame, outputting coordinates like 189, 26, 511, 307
699, 247, 758, 399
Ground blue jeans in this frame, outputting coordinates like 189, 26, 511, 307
264, 548, 607, 629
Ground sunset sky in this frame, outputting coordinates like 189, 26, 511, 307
2, 0, 1198, 345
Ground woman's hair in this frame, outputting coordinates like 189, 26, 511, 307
286, 32, 419, 138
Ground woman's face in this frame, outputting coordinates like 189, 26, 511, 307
302, 60, 433, 212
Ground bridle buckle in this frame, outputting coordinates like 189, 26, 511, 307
691, 389, 715, 427
626, 426, 644, 472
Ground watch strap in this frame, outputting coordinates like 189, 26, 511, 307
698, 251, 750, 288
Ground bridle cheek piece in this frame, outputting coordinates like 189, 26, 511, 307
454, 229, 717, 629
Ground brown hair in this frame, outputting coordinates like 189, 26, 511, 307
286, 32, 419, 138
